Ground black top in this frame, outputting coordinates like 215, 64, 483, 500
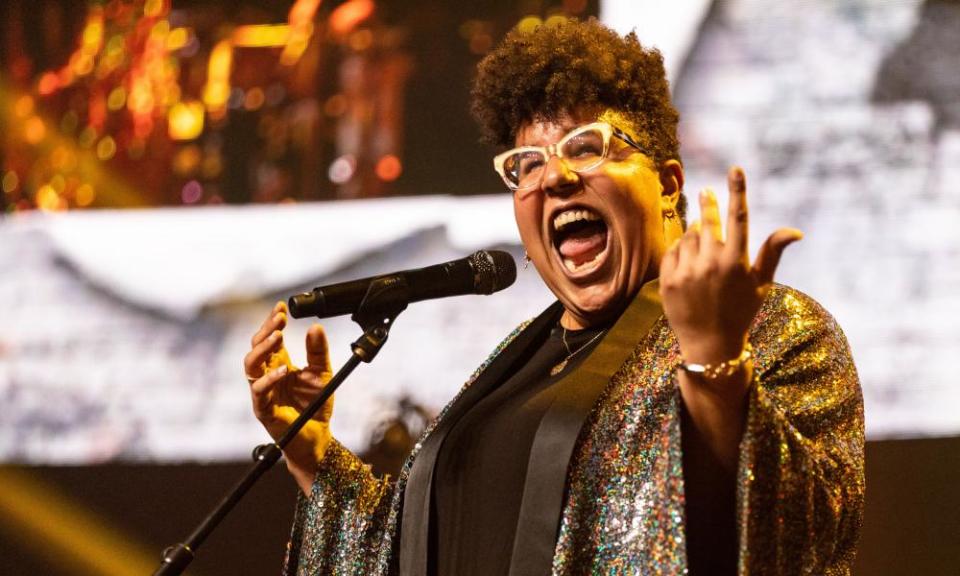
429, 323, 607, 576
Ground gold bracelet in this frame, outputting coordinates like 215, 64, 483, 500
679, 342, 753, 380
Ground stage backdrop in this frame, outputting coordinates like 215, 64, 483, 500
2, 1, 960, 575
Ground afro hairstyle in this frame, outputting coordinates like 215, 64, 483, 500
471, 18, 687, 219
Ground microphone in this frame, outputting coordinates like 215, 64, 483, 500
288, 250, 517, 319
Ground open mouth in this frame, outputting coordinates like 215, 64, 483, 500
551, 207, 609, 275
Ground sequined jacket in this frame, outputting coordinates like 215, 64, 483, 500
283, 284, 864, 575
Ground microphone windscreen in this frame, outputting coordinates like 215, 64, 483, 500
471, 250, 517, 294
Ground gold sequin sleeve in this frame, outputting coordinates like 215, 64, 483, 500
279, 322, 532, 576
739, 288, 865, 574
282, 438, 396, 575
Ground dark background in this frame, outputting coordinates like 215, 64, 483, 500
2, 437, 958, 575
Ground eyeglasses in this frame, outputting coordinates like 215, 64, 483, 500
493, 121, 647, 195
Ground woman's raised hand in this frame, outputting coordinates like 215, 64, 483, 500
659, 166, 802, 470
659, 166, 803, 368
244, 301, 334, 495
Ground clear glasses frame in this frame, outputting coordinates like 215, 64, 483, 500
492, 121, 647, 195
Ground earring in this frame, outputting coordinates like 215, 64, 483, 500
662, 209, 678, 239
523, 252, 531, 270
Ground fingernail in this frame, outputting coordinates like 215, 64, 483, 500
275, 365, 288, 376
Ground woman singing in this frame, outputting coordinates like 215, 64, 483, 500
243, 19, 864, 575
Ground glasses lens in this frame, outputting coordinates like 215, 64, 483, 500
503, 150, 547, 189
498, 125, 610, 191
561, 127, 606, 172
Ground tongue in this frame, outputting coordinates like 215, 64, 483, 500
558, 225, 607, 266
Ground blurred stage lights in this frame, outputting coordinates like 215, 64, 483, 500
96, 136, 117, 160
168, 100, 205, 141
330, 0, 375, 36
36, 185, 66, 212
2, 172, 19, 194
76, 184, 96, 207
51, 147, 73, 170
181, 180, 203, 204
244, 88, 265, 111
516, 16, 542, 34
233, 24, 292, 48
79, 126, 98, 148
11, 0, 402, 211
23, 117, 46, 144
37, 73, 59, 95
375, 154, 402, 182
202, 152, 223, 178
172, 145, 202, 176
144, 0, 164, 18
328, 155, 357, 184
516, 14, 570, 34
49, 174, 66, 193
107, 87, 127, 111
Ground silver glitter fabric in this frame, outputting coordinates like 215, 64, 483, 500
282, 285, 864, 575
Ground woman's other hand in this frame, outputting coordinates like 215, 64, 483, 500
244, 301, 334, 496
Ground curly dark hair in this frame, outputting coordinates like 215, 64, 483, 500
471, 18, 686, 218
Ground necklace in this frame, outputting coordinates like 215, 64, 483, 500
550, 327, 607, 376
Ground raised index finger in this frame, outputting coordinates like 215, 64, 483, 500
725, 166, 749, 262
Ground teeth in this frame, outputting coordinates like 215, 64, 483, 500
563, 250, 604, 273
553, 209, 601, 232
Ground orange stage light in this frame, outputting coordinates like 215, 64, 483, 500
166, 27, 190, 51
37, 73, 60, 95
330, 0, 375, 36
203, 40, 233, 116
233, 25, 291, 48
168, 100, 205, 141
375, 154, 402, 181
36, 185, 66, 212
96, 136, 117, 160
24, 117, 47, 144
75, 184, 96, 207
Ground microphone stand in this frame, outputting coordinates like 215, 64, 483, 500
153, 277, 410, 575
